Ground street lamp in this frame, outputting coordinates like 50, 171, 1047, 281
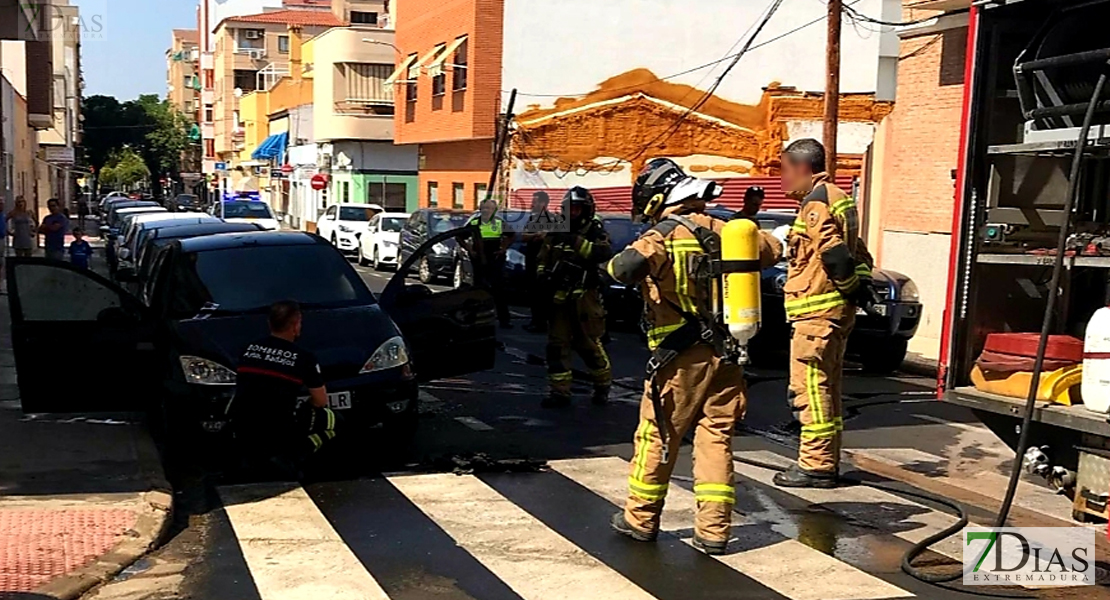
362, 38, 402, 54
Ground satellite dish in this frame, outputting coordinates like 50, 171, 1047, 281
234, 88, 243, 98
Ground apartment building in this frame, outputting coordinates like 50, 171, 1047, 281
34, 0, 81, 212
392, 0, 901, 210
167, 30, 199, 117
1, 46, 37, 207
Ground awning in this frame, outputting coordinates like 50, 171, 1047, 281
410, 43, 445, 78
427, 35, 467, 77
250, 131, 289, 164
384, 53, 417, 86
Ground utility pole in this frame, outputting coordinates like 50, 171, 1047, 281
824, 0, 842, 178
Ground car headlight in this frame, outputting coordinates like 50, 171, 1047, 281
506, 248, 526, 267
339, 224, 353, 233
432, 242, 450, 255
382, 240, 397, 248
360, 336, 410, 374
179, 356, 236, 385
773, 272, 787, 293
899, 279, 920, 302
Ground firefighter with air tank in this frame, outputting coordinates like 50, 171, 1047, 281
605, 159, 784, 555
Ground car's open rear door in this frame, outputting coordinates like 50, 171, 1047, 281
380, 228, 496, 381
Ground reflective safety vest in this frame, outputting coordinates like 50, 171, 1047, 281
470, 217, 504, 239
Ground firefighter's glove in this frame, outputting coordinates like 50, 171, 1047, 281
851, 280, 883, 317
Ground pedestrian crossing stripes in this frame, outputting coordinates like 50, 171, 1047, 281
216, 455, 935, 600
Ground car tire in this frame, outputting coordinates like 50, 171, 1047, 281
373, 248, 383, 272
418, 257, 434, 284
860, 338, 909, 375
357, 244, 369, 267
381, 397, 420, 463
453, 261, 466, 289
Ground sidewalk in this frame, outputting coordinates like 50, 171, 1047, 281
0, 248, 171, 600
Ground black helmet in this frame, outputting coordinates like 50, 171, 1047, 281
562, 186, 596, 224
632, 158, 722, 220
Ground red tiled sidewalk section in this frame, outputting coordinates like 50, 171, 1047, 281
0, 509, 136, 597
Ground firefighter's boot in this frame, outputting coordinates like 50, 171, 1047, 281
591, 385, 610, 405
772, 464, 838, 489
693, 534, 729, 555
542, 392, 572, 408
610, 512, 657, 543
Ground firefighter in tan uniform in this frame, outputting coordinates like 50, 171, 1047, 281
536, 187, 613, 407
773, 139, 877, 489
607, 159, 783, 555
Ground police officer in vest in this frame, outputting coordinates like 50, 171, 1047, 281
468, 199, 514, 328
774, 139, 877, 489
535, 187, 613, 407
606, 160, 783, 554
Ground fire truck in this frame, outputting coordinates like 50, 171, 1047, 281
940, 0, 1110, 522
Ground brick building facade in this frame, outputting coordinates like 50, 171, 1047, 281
867, 3, 971, 359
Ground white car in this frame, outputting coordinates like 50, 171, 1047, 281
216, 200, 280, 231
358, 212, 410, 271
117, 212, 218, 266
316, 203, 383, 255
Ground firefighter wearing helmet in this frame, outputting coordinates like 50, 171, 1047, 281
605, 158, 784, 555
535, 186, 613, 407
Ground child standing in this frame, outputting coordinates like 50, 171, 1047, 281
69, 228, 93, 270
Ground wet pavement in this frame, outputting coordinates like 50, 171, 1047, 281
81, 267, 1109, 600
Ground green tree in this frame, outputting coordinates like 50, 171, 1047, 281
98, 148, 150, 189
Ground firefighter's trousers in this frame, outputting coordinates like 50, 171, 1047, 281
302, 405, 340, 455
547, 289, 611, 396
789, 316, 854, 473
624, 343, 745, 543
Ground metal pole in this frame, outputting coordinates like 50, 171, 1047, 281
485, 88, 517, 205
824, 0, 842, 178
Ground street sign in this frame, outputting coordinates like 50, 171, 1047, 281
43, 147, 75, 165
214, 162, 228, 172
310, 173, 329, 191
281, 163, 293, 175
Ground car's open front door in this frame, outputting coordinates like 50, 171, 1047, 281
380, 228, 496, 381
6, 258, 158, 412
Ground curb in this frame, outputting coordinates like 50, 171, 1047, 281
32, 458, 173, 600
899, 352, 938, 378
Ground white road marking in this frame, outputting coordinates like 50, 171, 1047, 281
552, 456, 915, 600
388, 473, 659, 600
454, 416, 495, 431
219, 484, 391, 600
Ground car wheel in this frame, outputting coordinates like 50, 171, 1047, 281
453, 261, 465, 289
380, 397, 420, 463
418, 257, 434, 284
373, 248, 383, 272
357, 243, 369, 267
860, 338, 909, 375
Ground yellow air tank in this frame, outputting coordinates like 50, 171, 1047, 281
721, 218, 762, 347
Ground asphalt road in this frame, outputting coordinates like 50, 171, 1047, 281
83, 262, 1106, 600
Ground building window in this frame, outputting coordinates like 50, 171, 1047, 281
204, 106, 214, 123
233, 70, 258, 93
204, 70, 214, 89
204, 139, 215, 158
452, 183, 465, 209
432, 71, 446, 96
368, 182, 407, 212
428, 182, 438, 207
452, 39, 468, 91
350, 11, 378, 25
474, 183, 487, 205
341, 181, 350, 203
236, 29, 265, 52
406, 79, 417, 103
278, 35, 290, 54
184, 100, 193, 114
342, 63, 394, 105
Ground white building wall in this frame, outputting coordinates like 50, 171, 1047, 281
502, 0, 894, 106
333, 141, 418, 172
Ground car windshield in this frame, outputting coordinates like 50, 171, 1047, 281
339, 207, 375, 222
603, 217, 648, 252
381, 217, 405, 232
177, 195, 197, 205
168, 244, 375, 318
430, 213, 470, 233
221, 202, 274, 219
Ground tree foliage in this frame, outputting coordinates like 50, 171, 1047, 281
81, 94, 193, 198
98, 148, 150, 189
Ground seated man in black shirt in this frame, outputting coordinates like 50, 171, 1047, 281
231, 301, 338, 464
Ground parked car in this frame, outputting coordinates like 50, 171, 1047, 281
98, 191, 129, 214
8, 230, 496, 443
123, 221, 265, 300
317, 203, 384, 255
116, 213, 217, 276
358, 211, 409, 270
451, 209, 532, 294
169, 194, 202, 212
213, 200, 280, 231
598, 213, 649, 327
398, 209, 472, 284
103, 203, 165, 271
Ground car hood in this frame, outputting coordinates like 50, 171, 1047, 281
171, 305, 402, 379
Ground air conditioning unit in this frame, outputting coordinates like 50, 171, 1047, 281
244, 30, 261, 40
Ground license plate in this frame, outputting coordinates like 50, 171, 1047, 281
327, 391, 352, 410
858, 304, 889, 316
